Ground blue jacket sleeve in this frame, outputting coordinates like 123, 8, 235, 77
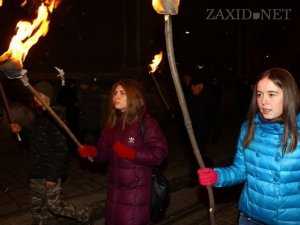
214, 123, 247, 187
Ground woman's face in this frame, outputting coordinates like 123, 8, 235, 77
112, 85, 127, 112
256, 77, 284, 120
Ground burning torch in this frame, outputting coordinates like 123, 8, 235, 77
148, 51, 170, 111
152, 1, 216, 224
0, 0, 81, 148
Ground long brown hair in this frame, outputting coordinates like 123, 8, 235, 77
243, 68, 300, 153
106, 79, 146, 129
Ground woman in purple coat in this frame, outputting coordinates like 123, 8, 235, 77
79, 79, 168, 225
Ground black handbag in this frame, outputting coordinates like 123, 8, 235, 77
140, 118, 170, 223
150, 168, 170, 223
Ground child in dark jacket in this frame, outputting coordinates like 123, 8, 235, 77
28, 81, 91, 225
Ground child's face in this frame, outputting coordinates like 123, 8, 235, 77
191, 83, 204, 96
256, 77, 283, 120
112, 85, 127, 112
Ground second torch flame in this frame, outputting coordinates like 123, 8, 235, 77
148, 51, 170, 111
149, 51, 163, 74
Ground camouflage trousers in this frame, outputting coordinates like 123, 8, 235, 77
30, 178, 90, 225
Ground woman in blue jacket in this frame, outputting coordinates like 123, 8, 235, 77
197, 68, 300, 225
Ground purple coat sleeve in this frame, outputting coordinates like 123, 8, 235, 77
134, 115, 168, 166
95, 127, 113, 161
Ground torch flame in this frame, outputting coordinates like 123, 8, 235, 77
0, 0, 59, 68
0, 0, 3, 7
152, 0, 180, 15
149, 51, 163, 74
152, 0, 164, 14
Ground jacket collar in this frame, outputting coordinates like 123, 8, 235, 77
254, 113, 300, 134
254, 113, 284, 134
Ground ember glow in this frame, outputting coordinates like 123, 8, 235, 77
0, 0, 60, 67
149, 51, 163, 74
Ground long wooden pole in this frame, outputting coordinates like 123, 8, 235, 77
164, 15, 216, 225
19, 74, 81, 147
149, 74, 170, 111
0, 80, 22, 141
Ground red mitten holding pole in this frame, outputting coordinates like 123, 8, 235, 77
197, 168, 218, 186
10, 123, 22, 133
78, 145, 97, 158
113, 141, 136, 160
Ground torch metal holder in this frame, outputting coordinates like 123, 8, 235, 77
0, 67, 81, 147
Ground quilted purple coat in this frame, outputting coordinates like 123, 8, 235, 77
96, 113, 168, 225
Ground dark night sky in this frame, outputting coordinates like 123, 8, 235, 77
0, 0, 299, 79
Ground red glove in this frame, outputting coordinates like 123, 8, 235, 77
78, 145, 97, 158
197, 168, 218, 186
113, 141, 136, 160
10, 123, 22, 133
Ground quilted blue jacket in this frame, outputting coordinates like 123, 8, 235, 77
215, 114, 300, 225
